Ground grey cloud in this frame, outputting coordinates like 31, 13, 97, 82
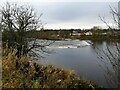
0, 1, 118, 29
35, 2, 117, 23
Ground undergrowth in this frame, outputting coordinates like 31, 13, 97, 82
2, 48, 99, 89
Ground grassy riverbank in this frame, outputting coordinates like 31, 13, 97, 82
2, 48, 100, 89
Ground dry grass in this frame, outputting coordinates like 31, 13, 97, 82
2, 48, 99, 89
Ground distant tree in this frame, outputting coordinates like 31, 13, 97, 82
70, 29, 73, 36
0, 2, 53, 57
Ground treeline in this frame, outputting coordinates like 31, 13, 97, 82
25, 28, 120, 41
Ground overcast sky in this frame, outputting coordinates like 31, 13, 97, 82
0, 0, 119, 29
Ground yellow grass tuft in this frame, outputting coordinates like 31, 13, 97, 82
2, 48, 99, 89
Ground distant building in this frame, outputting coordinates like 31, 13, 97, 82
85, 31, 92, 36
72, 31, 81, 36
101, 33, 107, 35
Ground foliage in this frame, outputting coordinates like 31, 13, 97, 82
0, 2, 50, 57
96, 5, 120, 88
2, 48, 99, 89
26, 29, 120, 42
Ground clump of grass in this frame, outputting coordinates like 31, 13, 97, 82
2, 48, 99, 89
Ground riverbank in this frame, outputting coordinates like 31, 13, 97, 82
26, 29, 120, 42
2, 48, 100, 89
32, 35, 120, 43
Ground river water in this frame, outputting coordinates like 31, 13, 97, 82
35, 39, 118, 88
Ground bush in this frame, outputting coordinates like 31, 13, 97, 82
2, 48, 99, 89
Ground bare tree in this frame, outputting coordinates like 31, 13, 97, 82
0, 2, 54, 58
95, 5, 120, 88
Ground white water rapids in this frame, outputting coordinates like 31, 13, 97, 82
46, 40, 91, 49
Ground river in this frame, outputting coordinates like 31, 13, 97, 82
35, 39, 118, 88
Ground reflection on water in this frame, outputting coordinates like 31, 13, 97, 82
37, 40, 118, 88
92, 41, 119, 88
